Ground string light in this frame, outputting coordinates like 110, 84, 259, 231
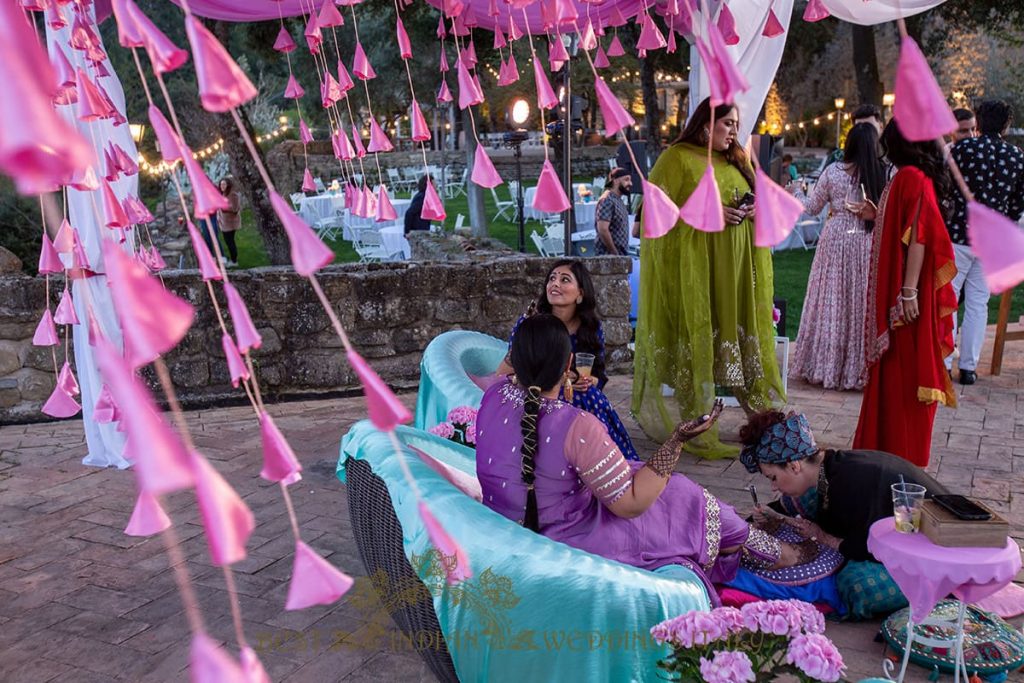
137, 121, 290, 177
761, 109, 850, 136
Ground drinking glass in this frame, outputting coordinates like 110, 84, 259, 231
845, 185, 865, 213
891, 483, 927, 533
574, 353, 596, 379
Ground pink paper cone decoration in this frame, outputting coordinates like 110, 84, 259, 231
410, 100, 431, 142
367, 119, 394, 153
45, 3, 65, 29
76, 68, 114, 121
893, 36, 957, 142
498, 55, 520, 86
493, 26, 506, 49
101, 178, 132, 226
533, 159, 572, 213
580, 20, 598, 51
609, 5, 627, 27
186, 221, 222, 281
273, 25, 296, 53
678, 164, 725, 233
594, 45, 611, 69
239, 648, 271, 683
182, 149, 230, 218
223, 282, 261, 353
93, 384, 120, 423
352, 42, 376, 80
396, 16, 413, 59
351, 127, 367, 159
667, 29, 678, 54
967, 201, 1024, 294
124, 491, 172, 536
149, 246, 166, 271
508, 17, 523, 40
347, 348, 413, 431
33, 309, 59, 346
697, 25, 750, 106
190, 633, 245, 683
185, 16, 258, 112
299, 119, 314, 144
436, 15, 447, 39
221, 333, 249, 387
549, 36, 570, 64
54, 288, 80, 325
437, 79, 453, 103
753, 168, 804, 247
320, 73, 342, 109
334, 129, 355, 161
54, 219, 74, 254
717, 3, 740, 45
463, 42, 478, 69
594, 76, 635, 137
284, 74, 305, 99
192, 452, 254, 566
471, 145, 503, 188
317, 0, 344, 28
112, 144, 139, 176
269, 191, 335, 276
102, 242, 195, 368
803, 0, 830, 22
419, 501, 471, 584
363, 186, 378, 217
533, 60, 559, 110
637, 13, 667, 50
259, 411, 302, 483
304, 14, 322, 54
641, 180, 681, 239
607, 34, 626, 57
285, 540, 354, 610
71, 231, 92, 271
376, 185, 398, 223
57, 361, 79, 396
111, 0, 147, 47
421, 178, 447, 221
68, 164, 100, 192
457, 59, 484, 109
42, 383, 80, 418
124, 196, 154, 224
39, 234, 63, 274
763, 6, 785, 38
126, 0, 188, 75
336, 59, 355, 93
637, 48, 648, 59
488, 0, 499, 16
302, 167, 316, 192
148, 104, 182, 162
52, 45, 78, 106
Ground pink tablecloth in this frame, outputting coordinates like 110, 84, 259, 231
867, 517, 1022, 622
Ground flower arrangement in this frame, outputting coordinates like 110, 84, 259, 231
651, 600, 846, 683
428, 405, 478, 447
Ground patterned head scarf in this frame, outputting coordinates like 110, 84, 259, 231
740, 413, 818, 473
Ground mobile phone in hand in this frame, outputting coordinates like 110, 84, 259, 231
739, 192, 756, 208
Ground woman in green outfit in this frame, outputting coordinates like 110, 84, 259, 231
632, 98, 785, 458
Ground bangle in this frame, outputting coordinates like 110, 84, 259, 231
901, 287, 918, 294
898, 292, 918, 302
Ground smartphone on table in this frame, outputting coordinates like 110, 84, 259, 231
931, 494, 992, 521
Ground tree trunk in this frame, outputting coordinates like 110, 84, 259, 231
851, 24, 884, 107
640, 56, 661, 146
462, 108, 488, 238
211, 20, 290, 265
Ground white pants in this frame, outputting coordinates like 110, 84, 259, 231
946, 243, 990, 372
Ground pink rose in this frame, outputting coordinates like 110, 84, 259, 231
447, 405, 478, 426
786, 633, 845, 682
699, 650, 755, 683
428, 422, 455, 439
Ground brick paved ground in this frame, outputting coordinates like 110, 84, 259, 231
1, 330, 1022, 682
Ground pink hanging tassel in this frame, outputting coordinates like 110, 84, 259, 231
52, 44, 78, 106
717, 3, 740, 45
54, 288, 79, 325
593, 75, 635, 137
439, 45, 450, 73
39, 234, 63, 274
57, 360, 79, 396
181, 148, 230, 218
754, 168, 805, 247
124, 491, 172, 536
607, 34, 626, 57
549, 36, 570, 69
763, 6, 785, 38
376, 185, 398, 222
352, 42, 376, 80
437, 79, 453, 103
396, 16, 413, 59
192, 452, 255, 566
54, 218, 74, 254
112, 144, 139, 176
299, 119, 314, 144
608, 5, 627, 26
94, 383, 120, 423
221, 333, 249, 388
284, 74, 305, 100
351, 127, 367, 159
259, 411, 302, 483
697, 25, 750, 106
641, 180, 681, 238
893, 36, 957, 142
317, 0, 344, 28
533, 159, 572, 213
419, 502, 472, 584
124, 196, 154, 224
185, 15, 258, 112
580, 20, 598, 51
71, 231, 92, 272
304, 13, 323, 54
149, 246, 167, 271
637, 13, 667, 50
285, 540, 354, 610
76, 68, 114, 121
148, 104, 183, 162
42, 384, 81, 418
508, 16, 524, 40
68, 164, 100, 192
533, 59, 559, 110
410, 100, 431, 141
362, 186, 378, 218
678, 164, 725, 233
463, 42, 478, 69
667, 29, 678, 54
967, 201, 1024, 294
302, 167, 316, 192
553, 0, 577, 24
457, 59, 484, 109
498, 55, 520, 86
223, 282, 262, 353
471, 145, 503, 188
421, 178, 447, 221
347, 348, 414, 431
33, 309, 59, 346
336, 58, 355, 93
121, 0, 188, 74
190, 633, 245, 683
320, 73, 342, 109
101, 180, 131, 229
493, 26, 506, 49
187, 221, 222, 281
273, 25, 296, 53
269, 191, 335, 276
803, 0, 830, 22
367, 119, 394, 153
239, 648, 271, 683
594, 45, 611, 69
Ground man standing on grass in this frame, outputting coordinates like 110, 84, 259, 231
595, 167, 632, 256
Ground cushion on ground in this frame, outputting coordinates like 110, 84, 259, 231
837, 560, 909, 620
413, 330, 507, 431
338, 420, 712, 683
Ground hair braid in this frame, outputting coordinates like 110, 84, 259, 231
520, 385, 542, 532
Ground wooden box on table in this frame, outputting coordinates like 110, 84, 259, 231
919, 500, 1010, 548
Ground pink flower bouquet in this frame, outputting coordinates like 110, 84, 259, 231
428, 405, 478, 447
652, 600, 845, 682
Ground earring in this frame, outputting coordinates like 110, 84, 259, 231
563, 376, 574, 402
575, 296, 583, 305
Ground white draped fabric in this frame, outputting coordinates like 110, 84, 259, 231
821, 0, 945, 25
47, 7, 134, 469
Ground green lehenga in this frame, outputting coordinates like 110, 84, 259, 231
632, 143, 785, 458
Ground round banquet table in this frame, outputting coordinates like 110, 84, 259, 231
867, 517, 1021, 682
378, 225, 411, 260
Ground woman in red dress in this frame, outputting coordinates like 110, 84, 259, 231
853, 121, 958, 467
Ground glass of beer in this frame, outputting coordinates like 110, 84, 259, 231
891, 483, 926, 533
574, 353, 596, 380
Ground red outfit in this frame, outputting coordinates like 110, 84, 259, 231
854, 167, 958, 466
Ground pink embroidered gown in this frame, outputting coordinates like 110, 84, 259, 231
791, 163, 873, 390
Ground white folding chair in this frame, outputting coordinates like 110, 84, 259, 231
290, 192, 306, 211
531, 230, 557, 257
591, 177, 605, 194
453, 214, 466, 232
490, 187, 516, 222
314, 177, 326, 193
350, 225, 389, 263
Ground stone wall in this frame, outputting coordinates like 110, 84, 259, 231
0, 256, 633, 424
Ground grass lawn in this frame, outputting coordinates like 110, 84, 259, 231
234, 196, 1022, 341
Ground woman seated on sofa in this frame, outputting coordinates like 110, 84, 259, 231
739, 410, 948, 617
477, 314, 823, 601
495, 259, 639, 460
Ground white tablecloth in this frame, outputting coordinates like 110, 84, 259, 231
298, 193, 345, 225
379, 225, 411, 260
522, 187, 597, 228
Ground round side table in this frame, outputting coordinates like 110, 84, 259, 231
867, 517, 1021, 683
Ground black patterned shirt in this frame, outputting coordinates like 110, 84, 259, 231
594, 192, 629, 255
947, 134, 1024, 245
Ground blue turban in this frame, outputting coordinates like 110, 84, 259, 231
739, 413, 818, 473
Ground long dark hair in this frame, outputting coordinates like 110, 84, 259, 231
219, 177, 235, 196
674, 98, 755, 190
509, 314, 572, 532
881, 120, 954, 221
843, 123, 886, 232
536, 259, 606, 383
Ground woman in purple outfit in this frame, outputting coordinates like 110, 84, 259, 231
475, 315, 813, 598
